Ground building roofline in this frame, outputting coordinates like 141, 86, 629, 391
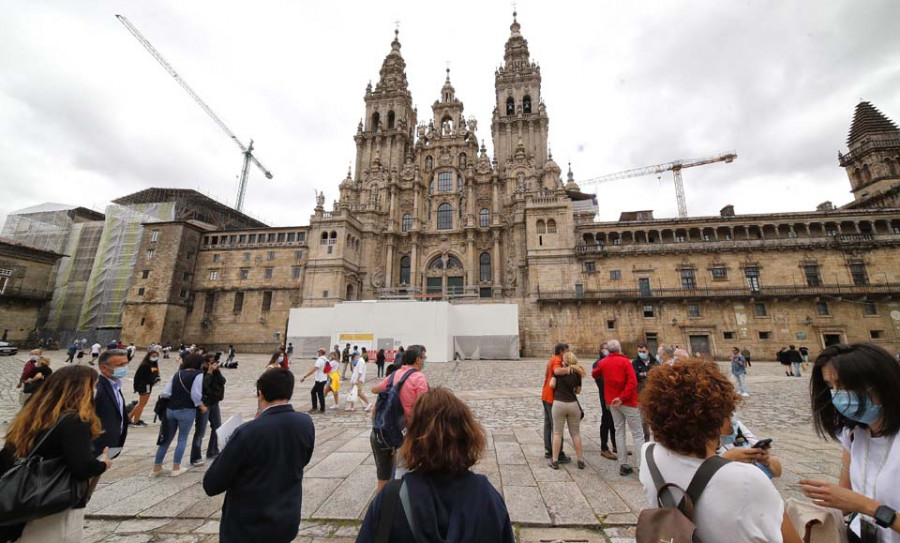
0, 237, 67, 260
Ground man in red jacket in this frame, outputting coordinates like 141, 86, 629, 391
591, 339, 645, 476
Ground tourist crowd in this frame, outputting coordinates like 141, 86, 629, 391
1, 337, 898, 543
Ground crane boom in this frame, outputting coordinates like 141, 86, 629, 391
115, 15, 273, 212
578, 151, 737, 218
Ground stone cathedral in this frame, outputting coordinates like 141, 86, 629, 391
97, 15, 897, 358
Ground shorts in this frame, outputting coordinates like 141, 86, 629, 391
370, 429, 394, 481
91, 353, 99, 358
328, 372, 340, 392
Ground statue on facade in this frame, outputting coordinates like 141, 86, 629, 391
506, 256, 517, 287
315, 190, 325, 208
371, 267, 384, 288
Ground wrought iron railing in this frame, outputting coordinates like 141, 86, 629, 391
536, 282, 900, 302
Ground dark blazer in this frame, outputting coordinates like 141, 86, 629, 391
203, 404, 315, 543
92, 376, 128, 456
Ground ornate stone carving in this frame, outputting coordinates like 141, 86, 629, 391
371, 267, 384, 288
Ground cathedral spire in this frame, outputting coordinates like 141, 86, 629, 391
375, 28, 409, 92
847, 101, 899, 146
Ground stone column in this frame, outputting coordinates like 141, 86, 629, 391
388, 186, 397, 228
492, 180, 500, 222
467, 179, 475, 227
467, 233, 476, 288
413, 186, 420, 229
492, 231, 501, 292
385, 239, 394, 290
411, 237, 419, 292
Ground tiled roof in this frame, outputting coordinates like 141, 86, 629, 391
847, 101, 899, 145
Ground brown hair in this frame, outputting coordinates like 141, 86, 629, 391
640, 360, 738, 458
400, 387, 485, 476
5, 365, 102, 458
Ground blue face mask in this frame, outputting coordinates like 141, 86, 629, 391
638, 352, 648, 360
113, 366, 128, 379
831, 389, 882, 425
721, 420, 738, 446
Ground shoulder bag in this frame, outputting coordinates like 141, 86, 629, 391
0, 416, 89, 526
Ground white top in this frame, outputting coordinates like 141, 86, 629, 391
839, 427, 900, 543
639, 442, 784, 543
91, 343, 101, 354
717, 420, 759, 453
313, 356, 329, 382
350, 358, 366, 384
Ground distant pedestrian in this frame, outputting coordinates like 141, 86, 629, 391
268, 351, 286, 370
777, 346, 792, 376
741, 346, 752, 367
346, 351, 372, 411
731, 346, 750, 396
591, 339, 644, 476
16, 349, 42, 405
286, 342, 294, 357
163, 342, 171, 359
76, 348, 86, 363
129, 350, 159, 427
786, 345, 803, 377
126, 343, 136, 362
90, 342, 101, 365
299, 348, 329, 413
375, 348, 386, 378
361, 346, 368, 362
203, 368, 315, 543
324, 351, 341, 409
21, 356, 52, 398
66, 342, 78, 363
341, 343, 352, 380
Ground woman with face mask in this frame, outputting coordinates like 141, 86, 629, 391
801, 343, 900, 541
129, 350, 159, 427
718, 417, 782, 479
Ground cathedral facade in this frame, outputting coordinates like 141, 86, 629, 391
116, 16, 900, 358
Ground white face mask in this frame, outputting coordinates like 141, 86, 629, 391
277, 356, 284, 362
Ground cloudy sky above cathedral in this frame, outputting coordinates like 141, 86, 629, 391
1, 1, 898, 227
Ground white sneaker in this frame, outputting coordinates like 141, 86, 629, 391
191, 459, 205, 467
170, 467, 189, 477
151, 468, 171, 478
345, 407, 354, 412
329, 404, 340, 410
740, 392, 750, 397
364, 403, 373, 412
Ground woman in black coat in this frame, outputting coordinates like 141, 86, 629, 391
129, 350, 160, 427
375, 349, 386, 378
1, 365, 112, 542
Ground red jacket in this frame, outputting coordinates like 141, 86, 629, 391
590, 352, 639, 407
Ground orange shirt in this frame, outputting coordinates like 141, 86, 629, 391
541, 355, 563, 404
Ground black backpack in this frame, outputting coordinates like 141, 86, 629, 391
637, 443, 730, 543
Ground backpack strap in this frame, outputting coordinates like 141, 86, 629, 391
399, 478, 428, 543
26, 414, 70, 460
680, 454, 731, 520
375, 479, 402, 543
645, 443, 679, 509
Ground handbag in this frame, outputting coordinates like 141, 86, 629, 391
0, 416, 89, 526
784, 498, 849, 543
576, 396, 585, 420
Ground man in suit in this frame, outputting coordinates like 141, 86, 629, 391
203, 367, 315, 543
93, 349, 129, 456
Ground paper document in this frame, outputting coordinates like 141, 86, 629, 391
216, 414, 243, 450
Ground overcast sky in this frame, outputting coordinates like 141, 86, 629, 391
2, 1, 899, 228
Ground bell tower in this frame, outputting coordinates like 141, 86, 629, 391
839, 101, 900, 205
353, 30, 417, 182
490, 12, 550, 175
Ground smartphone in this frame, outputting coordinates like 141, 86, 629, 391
751, 438, 773, 450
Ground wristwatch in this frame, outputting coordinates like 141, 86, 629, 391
874, 505, 897, 529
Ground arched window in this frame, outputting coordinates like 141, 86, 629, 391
425, 156, 433, 170
517, 172, 526, 190
447, 255, 463, 269
523, 95, 532, 114
401, 213, 412, 232
536, 219, 546, 234
346, 284, 354, 300
479, 209, 490, 228
399, 256, 411, 284
441, 115, 453, 135
387, 110, 395, 129
428, 256, 444, 270
479, 252, 491, 282
862, 165, 872, 182
371, 112, 380, 131
547, 219, 557, 234
459, 153, 467, 168
437, 203, 452, 230
320, 232, 328, 245
438, 172, 453, 192
506, 97, 515, 116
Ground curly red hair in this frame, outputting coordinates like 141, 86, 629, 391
640, 360, 738, 458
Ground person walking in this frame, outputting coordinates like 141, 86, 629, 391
592, 345, 618, 461
153, 354, 207, 476
777, 346, 792, 376
356, 387, 514, 543
93, 349, 130, 456
299, 348, 329, 413
341, 343, 351, 380
129, 350, 159, 427
591, 339, 644, 476
346, 351, 372, 411
731, 347, 750, 396
632, 342, 658, 441
549, 352, 586, 470
0, 365, 112, 543
66, 342, 78, 364
786, 345, 803, 377
190, 354, 226, 465
125, 343, 136, 363
225, 344, 236, 365
286, 342, 294, 358
203, 368, 315, 543
89, 342, 101, 365
375, 348, 386, 378
324, 351, 342, 409
541, 343, 572, 463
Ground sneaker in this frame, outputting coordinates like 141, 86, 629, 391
344, 407, 354, 412
619, 464, 634, 476
740, 392, 750, 397
558, 454, 572, 464
151, 468, 171, 478
191, 459, 206, 467
170, 467, 189, 477
328, 405, 340, 410
131, 421, 148, 427
600, 450, 618, 461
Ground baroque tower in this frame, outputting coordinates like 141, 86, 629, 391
839, 101, 900, 207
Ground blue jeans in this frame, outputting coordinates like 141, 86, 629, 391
792, 362, 802, 377
734, 372, 748, 394
191, 403, 221, 462
155, 408, 195, 466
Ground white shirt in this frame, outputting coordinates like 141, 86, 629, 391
840, 427, 900, 543
313, 356, 329, 382
639, 442, 784, 543
350, 358, 366, 384
91, 343, 101, 354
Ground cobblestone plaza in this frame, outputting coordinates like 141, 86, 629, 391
0, 352, 842, 542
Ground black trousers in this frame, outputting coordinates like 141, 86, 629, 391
599, 398, 617, 452
311, 381, 326, 411
542, 401, 565, 456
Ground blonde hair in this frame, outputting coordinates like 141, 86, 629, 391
5, 365, 102, 458
563, 351, 586, 377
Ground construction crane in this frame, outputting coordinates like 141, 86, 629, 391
578, 151, 737, 218
116, 15, 272, 212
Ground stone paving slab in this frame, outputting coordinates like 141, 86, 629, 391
0, 351, 845, 541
